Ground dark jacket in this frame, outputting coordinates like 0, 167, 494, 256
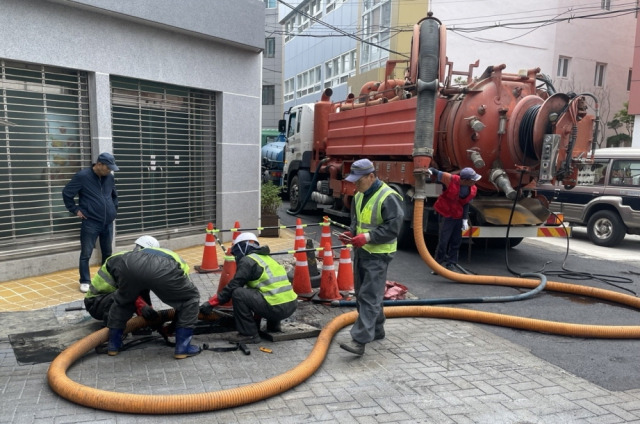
218, 246, 276, 305
62, 166, 118, 224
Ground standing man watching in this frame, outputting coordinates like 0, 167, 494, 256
429, 166, 481, 272
338, 159, 404, 356
62, 152, 119, 293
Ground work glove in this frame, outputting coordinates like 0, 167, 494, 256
351, 233, 367, 248
199, 294, 220, 316
428, 167, 438, 176
462, 219, 469, 231
338, 231, 353, 244
135, 296, 159, 321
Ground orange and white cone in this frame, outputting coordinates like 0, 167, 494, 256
294, 218, 305, 250
336, 246, 354, 292
231, 221, 241, 241
195, 222, 222, 273
216, 248, 236, 307
319, 216, 332, 258
314, 242, 342, 302
292, 241, 315, 299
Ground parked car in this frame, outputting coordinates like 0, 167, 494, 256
536, 147, 640, 247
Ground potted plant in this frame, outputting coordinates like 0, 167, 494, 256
260, 181, 282, 237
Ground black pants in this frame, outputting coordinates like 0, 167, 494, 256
231, 287, 297, 336
435, 216, 462, 265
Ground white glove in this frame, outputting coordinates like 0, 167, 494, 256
461, 219, 469, 231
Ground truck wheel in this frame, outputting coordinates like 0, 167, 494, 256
289, 175, 301, 211
587, 210, 625, 247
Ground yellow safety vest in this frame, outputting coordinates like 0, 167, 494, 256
354, 182, 402, 254
246, 253, 297, 305
85, 250, 129, 299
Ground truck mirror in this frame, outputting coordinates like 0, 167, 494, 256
278, 119, 286, 133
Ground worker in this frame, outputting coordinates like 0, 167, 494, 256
105, 245, 201, 359
199, 232, 297, 344
429, 166, 481, 272
337, 158, 404, 356
84, 235, 161, 326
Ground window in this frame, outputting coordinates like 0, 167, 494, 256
594, 63, 606, 87
360, 0, 391, 72
557, 56, 570, 78
284, 18, 295, 43
264, 38, 275, 58
326, 0, 346, 13
628, 69, 633, 91
264, 0, 276, 8
601, 0, 611, 10
262, 85, 275, 105
325, 50, 357, 88
296, 66, 322, 98
284, 78, 295, 102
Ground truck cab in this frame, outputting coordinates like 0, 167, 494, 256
280, 103, 316, 209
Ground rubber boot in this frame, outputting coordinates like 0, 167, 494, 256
174, 327, 201, 359
266, 320, 282, 332
107, 328, 123, 356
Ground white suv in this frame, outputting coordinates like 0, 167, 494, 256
537, 148, 640, 247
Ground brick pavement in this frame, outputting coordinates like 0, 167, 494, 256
3, 263, 640, 423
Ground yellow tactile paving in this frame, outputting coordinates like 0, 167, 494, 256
0, 231, 296, 313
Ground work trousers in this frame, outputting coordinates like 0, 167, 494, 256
435, 216, 463, 265
231, 287, 297, 336
107, 254, 199, 330
350, 248, 393, 344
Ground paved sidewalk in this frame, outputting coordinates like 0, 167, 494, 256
2, 232, 640, 423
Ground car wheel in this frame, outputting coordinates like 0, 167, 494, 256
586, 210, 626, 247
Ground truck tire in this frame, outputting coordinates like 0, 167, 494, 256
289, 174, 302, 212
587, 210, 626, 247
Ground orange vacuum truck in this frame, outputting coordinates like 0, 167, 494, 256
281, 14, 597, 248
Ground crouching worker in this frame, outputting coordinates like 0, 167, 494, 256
84, 235, 161, 325
200, 233, 297, 344
105, 245, 201, 359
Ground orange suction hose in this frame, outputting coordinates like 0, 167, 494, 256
47, 201, 640, 414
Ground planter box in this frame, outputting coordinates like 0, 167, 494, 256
261, 213, 280, 237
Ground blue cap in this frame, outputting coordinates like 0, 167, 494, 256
345, 159, 375, 183
97, 152, 119, 171
460, 167, 481, 181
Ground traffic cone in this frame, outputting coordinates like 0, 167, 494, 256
292, 245, 315, 300
294, 218, 305, 250
336, 246, 354, 292
319, 216, 333, 259
231, 221, 241, 241
314, 242, 342, 302
195, 223, 222, 273
216, 248, 236, 307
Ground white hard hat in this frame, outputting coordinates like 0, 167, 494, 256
135, 235, 160, 249
233, 232, 259, 246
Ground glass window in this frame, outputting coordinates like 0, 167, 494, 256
628, 69, 633, 91
557, 56, 570, 78
594, 63, 606, 87
264, 38, 275, 58
611, 160, 640, 186
264, 0, 276, 8
262, 85, 275, 105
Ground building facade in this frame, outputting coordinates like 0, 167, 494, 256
263, 0, 285, 130
0, 0, 264, 281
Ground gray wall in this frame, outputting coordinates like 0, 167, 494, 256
0, 0, 264, 280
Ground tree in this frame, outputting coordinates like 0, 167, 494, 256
612, 102, 634, 137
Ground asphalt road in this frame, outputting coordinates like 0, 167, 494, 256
279, 204, 640, 392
